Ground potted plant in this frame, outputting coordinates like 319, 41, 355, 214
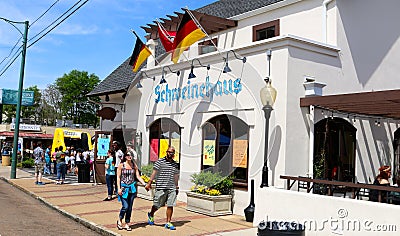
137, 163, 155, 200
186, 171, 233, 216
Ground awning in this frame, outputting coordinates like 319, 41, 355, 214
0, 131, 53, 139
300, 89, 400, 119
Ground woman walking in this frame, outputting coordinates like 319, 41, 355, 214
104, 149, 117, 201
116, 152, 146, 231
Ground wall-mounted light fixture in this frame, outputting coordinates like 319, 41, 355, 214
105, 94, 110, 102
223, 50, 247, 73
160, 66, 180, 84
142, 71, 155, 81
188, 58, 210, 79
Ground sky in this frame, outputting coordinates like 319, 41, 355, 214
0, 0, 216, 90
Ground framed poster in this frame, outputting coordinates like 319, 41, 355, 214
203, 140, 216, 166
232, 139, 248, 168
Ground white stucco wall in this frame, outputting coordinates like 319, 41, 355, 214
99, 0, 400, 217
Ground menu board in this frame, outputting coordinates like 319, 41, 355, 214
232, 139, 248, 168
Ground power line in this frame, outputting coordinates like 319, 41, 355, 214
28, 0, 89, 48
29, 0, 61, 28
28, 0, 85, 43
0, 0, 89, 78
0, 0, 60, 74
0, 49, 22, 77
0, 37, 21, 67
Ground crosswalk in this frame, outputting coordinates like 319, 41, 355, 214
23, 168, 95, 185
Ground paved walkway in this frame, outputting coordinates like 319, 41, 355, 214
0, 165, 257, 236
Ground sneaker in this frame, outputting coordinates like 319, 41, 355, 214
37, 182, 45, 185
34, 181, 39, 185
164, 222, 176, 230
147, 212, 154, 225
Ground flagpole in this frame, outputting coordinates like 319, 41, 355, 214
184, 7, 223, 57
130, 29, 161, 65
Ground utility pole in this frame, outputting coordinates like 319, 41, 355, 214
9, 20, 29, 179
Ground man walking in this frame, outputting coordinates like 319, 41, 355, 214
145, 146, 179, 230
112, 141, 124, 167
33, 142, 45, 185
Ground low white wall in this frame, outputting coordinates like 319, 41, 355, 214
254, 187, 399, 235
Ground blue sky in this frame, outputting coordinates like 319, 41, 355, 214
0, 0, 215, 90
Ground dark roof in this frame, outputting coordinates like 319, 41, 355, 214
195, 0, 284, 18
88, 0, 283, 96
87, 57, 134, 96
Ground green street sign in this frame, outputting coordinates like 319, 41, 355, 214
0, 89, 34, 106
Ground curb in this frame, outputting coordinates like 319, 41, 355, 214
0, 177, 120, 236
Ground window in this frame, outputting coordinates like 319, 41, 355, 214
198, 38, 218, 55
201, 115, 249, 189
252, 19, 280, 42
149, 118, 181, 164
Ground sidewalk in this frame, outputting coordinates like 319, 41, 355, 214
0, 165, 256, 236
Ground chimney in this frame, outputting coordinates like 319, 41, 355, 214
303, 76, 326, 96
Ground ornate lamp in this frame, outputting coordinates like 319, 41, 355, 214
259, 77, 277, 188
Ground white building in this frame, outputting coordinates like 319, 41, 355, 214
88, 1, 400, 234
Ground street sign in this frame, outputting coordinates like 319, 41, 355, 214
0, 89, 34, 106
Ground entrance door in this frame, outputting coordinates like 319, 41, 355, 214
314, 118, 356, 182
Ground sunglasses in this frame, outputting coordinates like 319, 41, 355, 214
167, 151, 175, 154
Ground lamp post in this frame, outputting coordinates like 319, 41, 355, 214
259, 78, 277, 187
0, 17, 29, 179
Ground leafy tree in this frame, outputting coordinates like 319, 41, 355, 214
55, 70, 100, 126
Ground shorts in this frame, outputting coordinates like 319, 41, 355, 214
35, 163, 44, 174
153, 189, 177, 209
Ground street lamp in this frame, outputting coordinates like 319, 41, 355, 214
259, 77, 277, 187
0, 17, 29, 179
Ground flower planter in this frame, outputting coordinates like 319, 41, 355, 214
137, 184, 155, 200
186, 191, 232, 216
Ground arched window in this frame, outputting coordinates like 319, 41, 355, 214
202, 115, 249, 188
149, 118, 181, 163
314, 118, 356, 183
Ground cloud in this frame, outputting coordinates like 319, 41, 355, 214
53, 24, 98, 36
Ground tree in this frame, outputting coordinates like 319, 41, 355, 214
41, 83, 62, 125
55, 70, 100, 126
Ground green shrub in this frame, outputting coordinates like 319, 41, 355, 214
141, 163, 154, 177
21, 158, 34, 168
190, 171, 233, 195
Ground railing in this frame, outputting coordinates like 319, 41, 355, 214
280, 175, 400, 203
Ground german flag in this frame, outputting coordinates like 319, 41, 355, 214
129, 37, 151, 72
171, 10, 206, 63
